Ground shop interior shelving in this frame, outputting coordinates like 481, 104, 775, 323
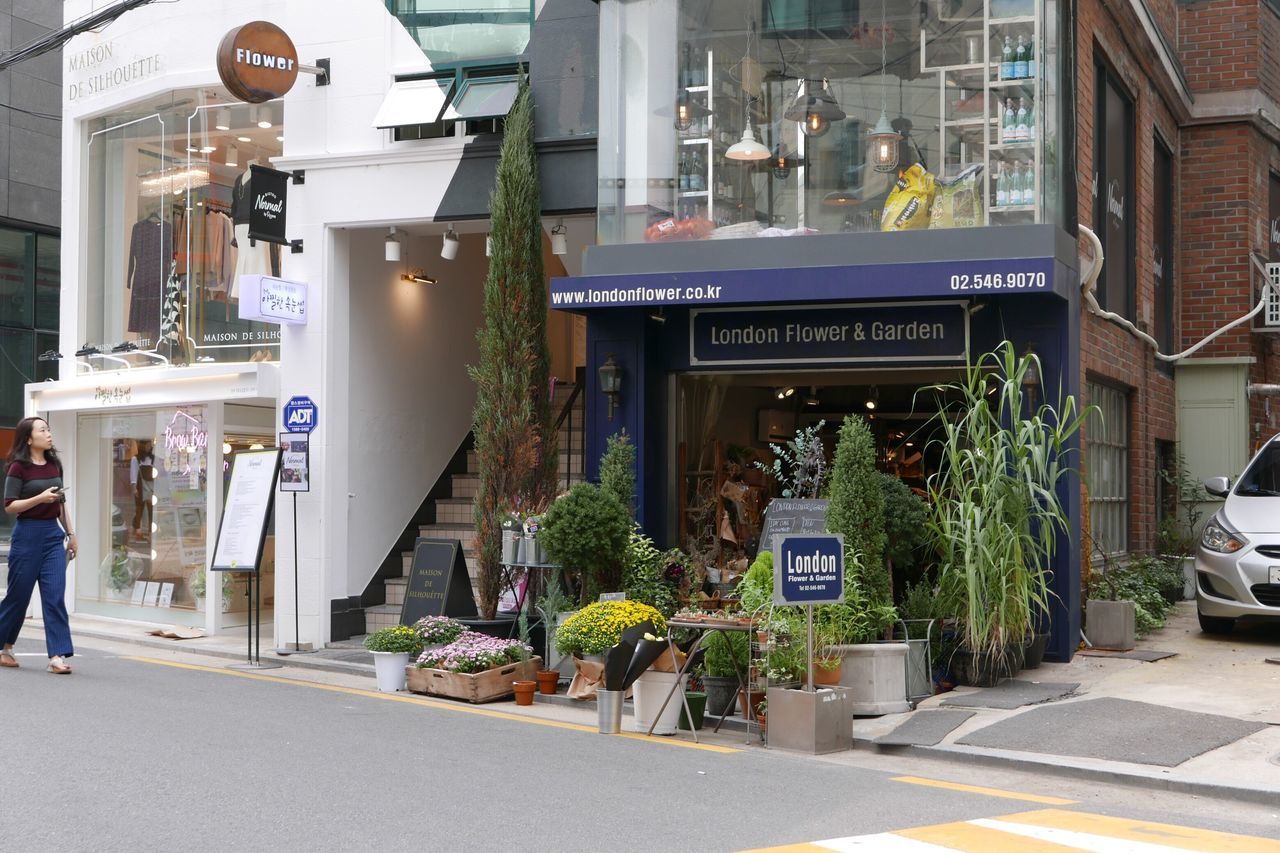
922, 0, 1042, 224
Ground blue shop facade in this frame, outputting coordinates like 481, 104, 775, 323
555, 0, 1081, 659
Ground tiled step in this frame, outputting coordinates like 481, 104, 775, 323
419, 523, 475, 550
385, 577, 407, 606
435, 497, 474, 525
365, 604, 402, 633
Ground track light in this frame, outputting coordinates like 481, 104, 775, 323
865, 386, 879, 411
402, 270, 437, 285
648, 307, 667, 324
225, 144, 238, 168
550, 220, 567, 256
441, 224, 459, 260
215, 108, 231, 131
774, 386, 795, 400
385, 227, 401, 262
804, 386, 819, 407
256, 105, 273, 129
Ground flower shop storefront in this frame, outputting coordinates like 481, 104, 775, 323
552, 224, 1086, 663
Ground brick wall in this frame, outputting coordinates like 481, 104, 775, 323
1179, 0, 1259, 94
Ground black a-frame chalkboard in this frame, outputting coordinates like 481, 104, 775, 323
399, 538, 478, 626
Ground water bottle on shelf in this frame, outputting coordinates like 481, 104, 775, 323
1013, 34, 1028, 79
995, 162, 1009, 207
1015, 98, 1029, 142
1000, 36, 1014, 80
679, 152, 689, 190
1027, 39, 1037, 80
1022, 163, 1036, 207
691, 151, 705, 191
1002, 98, 1016, 144
1027, 98, 1036, 141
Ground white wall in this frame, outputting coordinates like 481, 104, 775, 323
343, 229, 483, 587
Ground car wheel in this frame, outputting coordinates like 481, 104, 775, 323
1197, 609, 1235, 635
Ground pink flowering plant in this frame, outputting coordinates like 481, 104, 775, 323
416, 631, 533, 674
413, 615, 466, 645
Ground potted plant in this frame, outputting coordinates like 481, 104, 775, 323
364, 626, 424, 693
540, 482, 633, 604
1156, 446, 1206, 600
926, 343, 1089, 686
412, 615, 465, 655
701, 629, 748, 717
553, 600, 666, 661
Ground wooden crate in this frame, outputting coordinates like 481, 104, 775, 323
406, 657, 542, 703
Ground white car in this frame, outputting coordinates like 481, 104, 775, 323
1196, 434, 1280, 634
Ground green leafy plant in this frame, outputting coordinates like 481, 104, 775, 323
469, 77, 557, 619
826, 415, 890, 608
599, 430, 636, 521
540, 483, 633, 604
1087, 555, 1177, 637
754, 420, 827, 498
623, 530, 680, 617
1156, 446, 1206, 560
739, 550, 774, 616
703, 629, 749, 677
881, 473, 930, 597
924, 342, 1091, 659
364, 625, 425, 656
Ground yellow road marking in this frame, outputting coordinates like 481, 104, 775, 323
891, 775, 1077, 805
899, 818, 1083, 851
992, 809, 1280, 852
124, 656, 741, 753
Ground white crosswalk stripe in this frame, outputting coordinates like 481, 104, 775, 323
971, 817, 1202, 852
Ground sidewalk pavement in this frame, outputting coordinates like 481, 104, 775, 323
25, 602, 1280, 804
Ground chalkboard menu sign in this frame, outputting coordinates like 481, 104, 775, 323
399, 538, 478, 626
759, 499, 829, 551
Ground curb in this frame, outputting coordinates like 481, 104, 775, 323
854, 737, 1280, 807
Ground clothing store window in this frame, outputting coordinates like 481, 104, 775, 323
84, 89, 285, 366
74, 406, 211, 626
597, 0, 1066, 244
1086, 381, 1129, 556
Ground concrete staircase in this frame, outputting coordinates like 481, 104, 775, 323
363, 383, 585, 633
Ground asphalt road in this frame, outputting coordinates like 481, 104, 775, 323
2, 634, 1277, 852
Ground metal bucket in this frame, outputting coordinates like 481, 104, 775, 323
597, 689, 623, 734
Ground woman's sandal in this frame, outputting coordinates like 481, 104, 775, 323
0, 650, 17, 668
47, 656, 71, 674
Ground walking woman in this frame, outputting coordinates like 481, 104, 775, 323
0, 417, 76, 674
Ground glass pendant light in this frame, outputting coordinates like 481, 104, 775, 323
784, 78, 845, 139
867, 0, 901, 172
673, 90, 710, 132
770, 146, 792, 179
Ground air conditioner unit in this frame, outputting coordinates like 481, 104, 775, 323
1267, 263, 1280, 328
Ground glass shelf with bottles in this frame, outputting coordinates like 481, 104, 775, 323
992, 95, 1036, 146
990, 158, 1038, 214
991, 27, 1037, 84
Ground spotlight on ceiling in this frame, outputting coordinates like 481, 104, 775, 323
384, 227, 401, 262
865, 385, 879, 411
256, 105, 273, 129
804, 386, 820, 407
775, 386, 796, 400
215, 107, 231, 131
441, 224, 459, 260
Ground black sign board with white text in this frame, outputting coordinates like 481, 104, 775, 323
399, 538, 479, 626
759, 499, 829, 552
248, 164, 290, 246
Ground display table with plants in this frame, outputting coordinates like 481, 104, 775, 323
408, 631, 538, 703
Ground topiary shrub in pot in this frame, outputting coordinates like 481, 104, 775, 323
540, 483, 632, 604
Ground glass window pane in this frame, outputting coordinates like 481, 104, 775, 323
35, 332, 59, 382
444, 77, 519, 121
0, 228, 35, 328
0, 328, 34, 426
35, 234, 59, 332
391, 0, 532, 62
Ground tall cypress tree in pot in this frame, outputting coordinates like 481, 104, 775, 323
469, 79, 558, 620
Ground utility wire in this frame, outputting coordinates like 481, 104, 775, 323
0, 0, 159, 74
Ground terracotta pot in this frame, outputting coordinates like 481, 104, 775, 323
813, 659, 843, 686
536, 670, 560, 695
738, 687, 765, 718
513, 680, 536, 706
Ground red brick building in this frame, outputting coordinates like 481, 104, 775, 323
1076, 0, 1280, 558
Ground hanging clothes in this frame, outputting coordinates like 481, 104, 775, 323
127, 215, 173, 345
204, 210, 234, 294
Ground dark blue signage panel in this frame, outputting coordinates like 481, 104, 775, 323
773, 534, 846, 606
283, 395, 318, 434
691, 301, 967, 366
551, 256, 1057, 310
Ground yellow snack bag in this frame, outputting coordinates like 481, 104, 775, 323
880, 163, 936, 231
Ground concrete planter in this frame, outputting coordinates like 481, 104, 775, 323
765, 686, 853, 754
830, 643, 911, 715
1086, 599, 1136, 650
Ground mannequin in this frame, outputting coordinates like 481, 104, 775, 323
231, 160, 272, 299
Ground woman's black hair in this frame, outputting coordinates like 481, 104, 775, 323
5, 416, 62, 472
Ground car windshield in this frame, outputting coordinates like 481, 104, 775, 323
1235, 441, 1280, 497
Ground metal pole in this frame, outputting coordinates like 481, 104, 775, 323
806, 604, 814, 693
293, 493, 300, 651
245, 573, 251, 665
255, 567, 261, 664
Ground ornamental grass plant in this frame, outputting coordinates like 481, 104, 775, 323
923, 342, 1091, 660
554, 600, 666, 656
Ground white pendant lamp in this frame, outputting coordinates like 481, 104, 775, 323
385, 227, 401, 262
441, 224, 459, 260
726, 115, 770, 161
550, 220, 567, 256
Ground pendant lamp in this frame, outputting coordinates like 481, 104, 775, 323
770, 146, 792, 179
673, 90, 711, 132
726, 122, 770, 161
784, 78, 845, 139
868, 0, 901, 172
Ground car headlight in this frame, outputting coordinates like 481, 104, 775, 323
1201, 520, 1247, 554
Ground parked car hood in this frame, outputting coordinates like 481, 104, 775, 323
1223, 496, 1280, 534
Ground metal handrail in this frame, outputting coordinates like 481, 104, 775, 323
552, 366, 586, 491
